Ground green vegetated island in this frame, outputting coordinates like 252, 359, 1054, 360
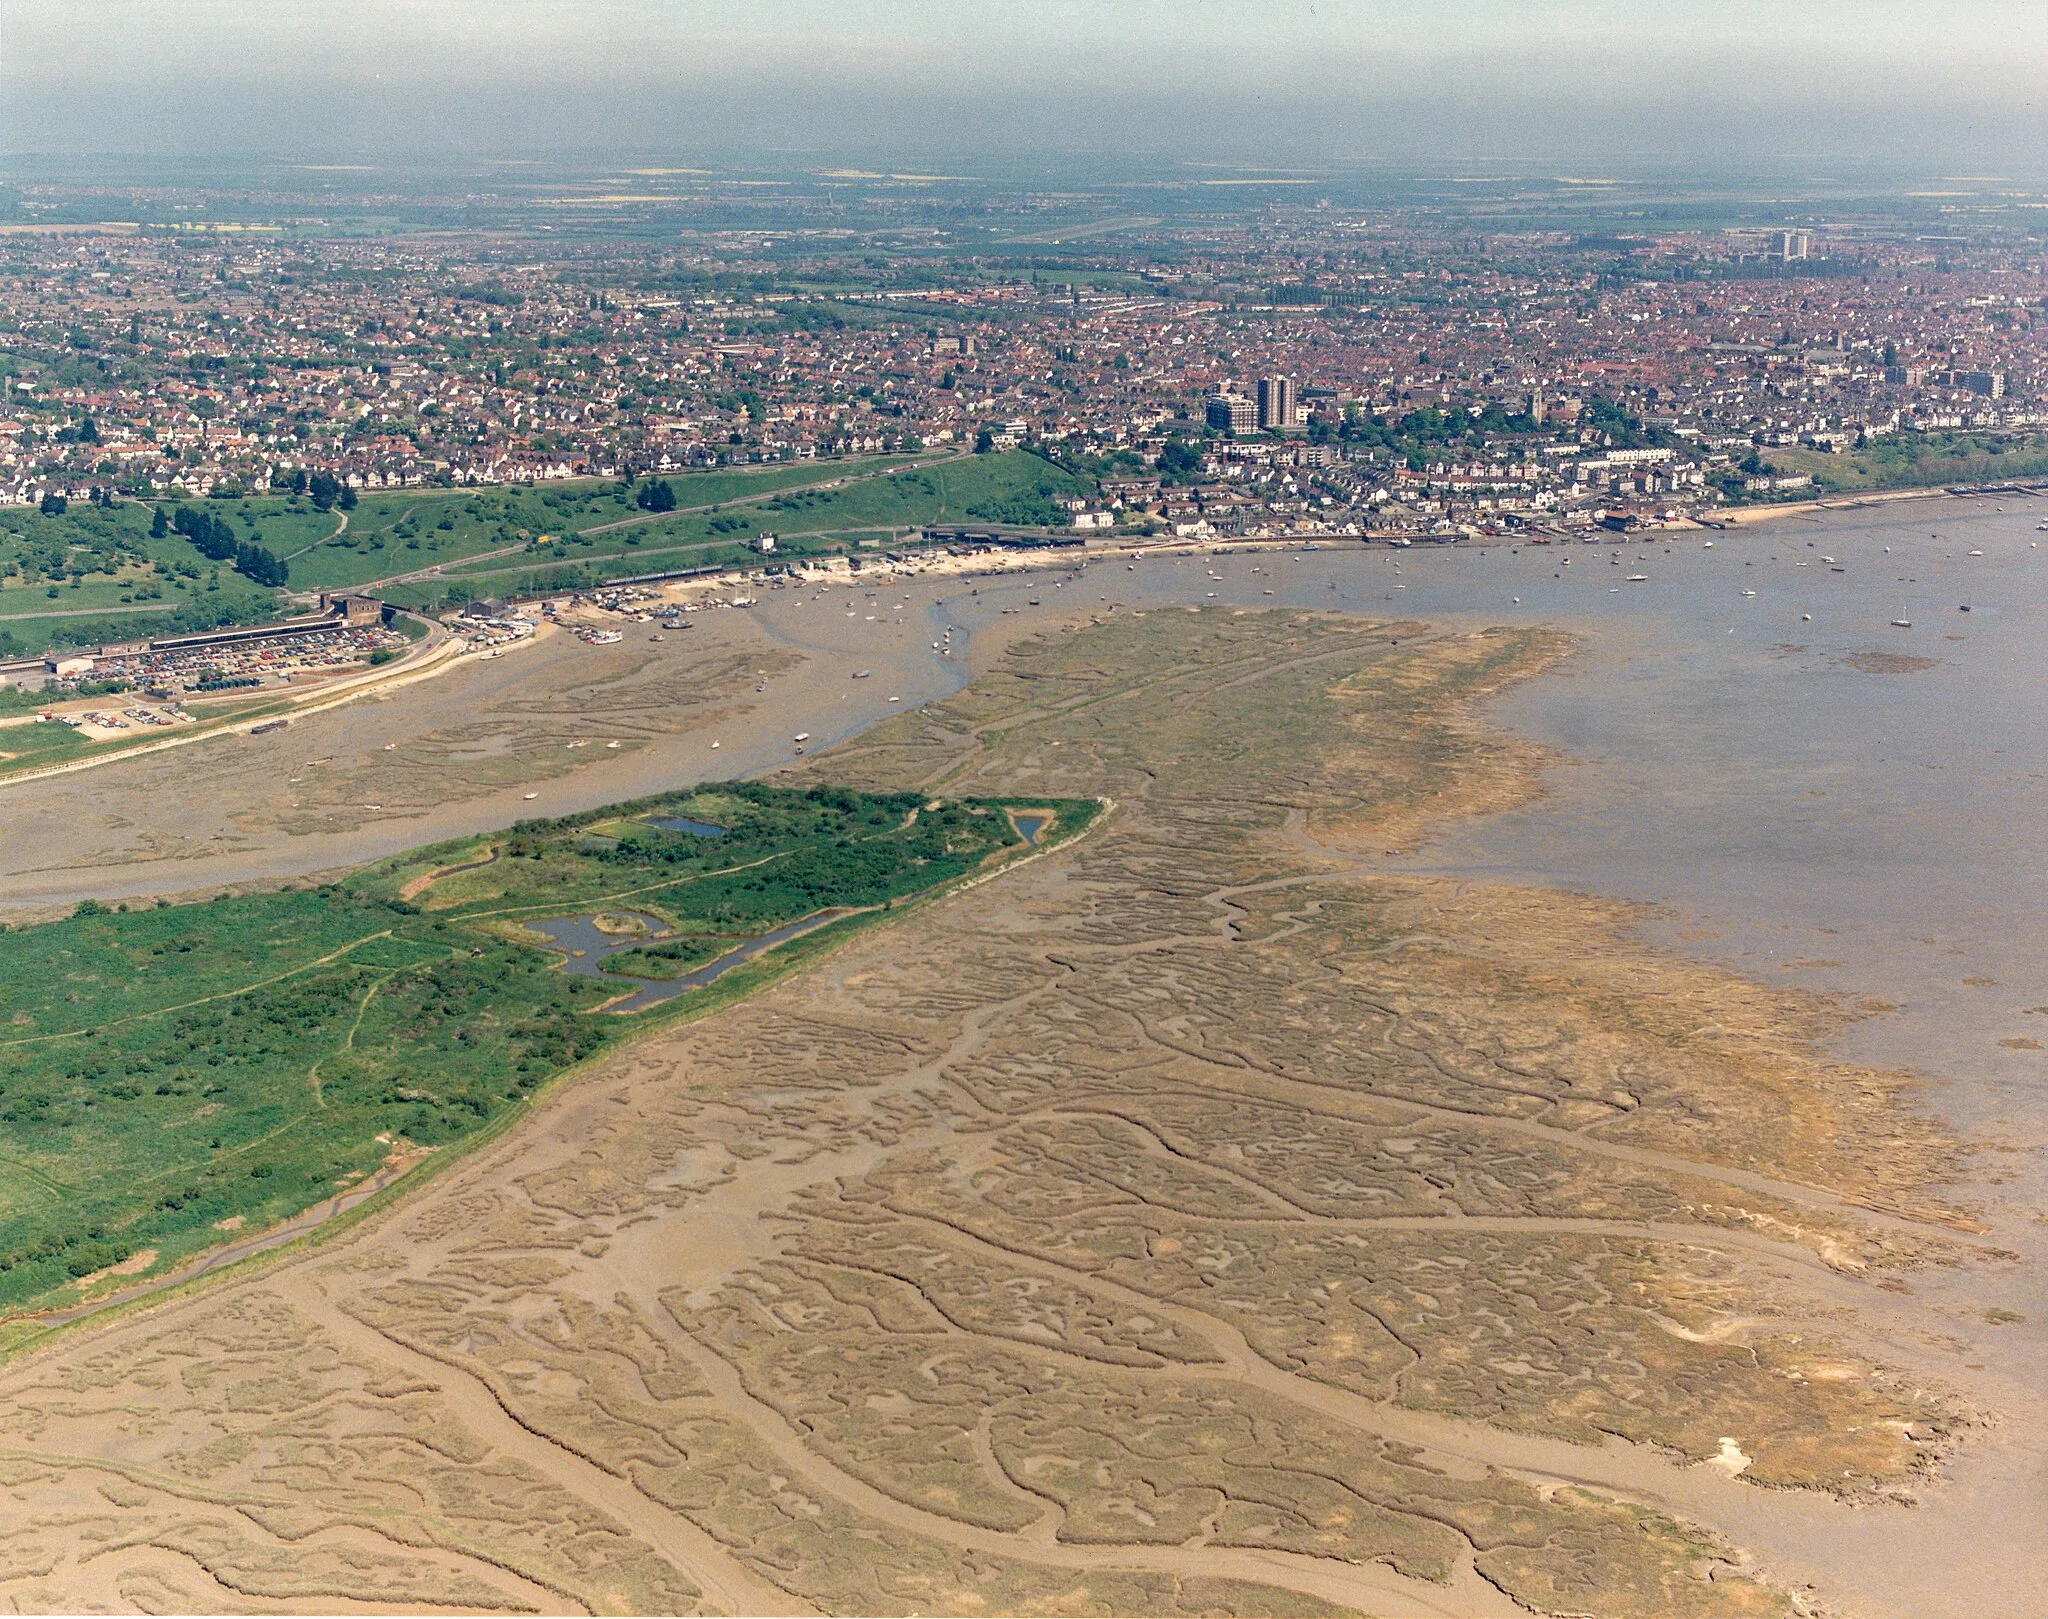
0, 782, 1092, 1331
0, 449, 1089, 657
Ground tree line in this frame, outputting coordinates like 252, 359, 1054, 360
151, 505, 290, 587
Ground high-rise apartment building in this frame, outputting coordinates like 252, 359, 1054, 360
1256, 376, 1296, 430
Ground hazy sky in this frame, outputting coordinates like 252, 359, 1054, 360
5, 1, 2047, 174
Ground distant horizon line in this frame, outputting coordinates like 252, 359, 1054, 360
2, 153, 2038, 188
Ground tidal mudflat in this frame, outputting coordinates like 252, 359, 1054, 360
0, 500, 2041, 1615
0, 602, 1999, 1617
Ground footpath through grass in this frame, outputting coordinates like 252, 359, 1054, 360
380, 449, 1088, 609
280, 454, 921, 593
0, 456, 917, 651
0, 451, 1088, 641
0, 781, 1094, 1318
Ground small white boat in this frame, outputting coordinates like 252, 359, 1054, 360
1890, 619, 1913, 629
1742, 589, 1757, 597
1968, 550, 1983, 556
1801, 613, 1813, 622
1626, 574, 1649, 582
793, 732, 811, 742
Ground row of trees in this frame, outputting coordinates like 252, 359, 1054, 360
153, 505, 289, 587
267, 467, 357, 510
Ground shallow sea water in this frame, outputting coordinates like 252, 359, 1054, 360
920, 500, 2048, 1617
936, 506, 2048, 1224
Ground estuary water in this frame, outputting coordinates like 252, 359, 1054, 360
949, 500, 2048, 1243
906, 497, 2048, 1618
496, 513, 2048, 1614
1351, 501, 2048, 1237
8, 490, 2042, 1612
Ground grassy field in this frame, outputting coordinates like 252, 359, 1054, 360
0, 717, 112, 771
0, 456, 919, 648
274, 455, 921, 592
0, 781, 1093, 1317
384, 450, 1091, 609
0, 502, 286, 653
1762, 432, 2048, 496
0, 451, 1089, 639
